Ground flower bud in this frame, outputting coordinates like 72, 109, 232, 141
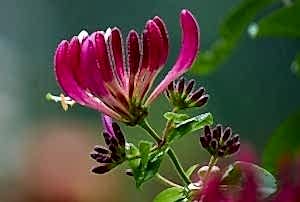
165, 77, 209, 109
199, 124, 240, 158
90, 121, 126, 174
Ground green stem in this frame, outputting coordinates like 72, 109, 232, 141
139, 119, 191, 186
139, 119, 161, 142
167, 148, 191, 185
204, 155, 219, 182
156, 173, 183, 188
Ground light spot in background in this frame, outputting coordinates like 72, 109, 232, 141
248, 23, 258, 39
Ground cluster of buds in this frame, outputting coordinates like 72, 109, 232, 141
165, 77, 209, 110
90, 116, 126, 174
200, 125, 240, 157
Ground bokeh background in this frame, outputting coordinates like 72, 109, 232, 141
0, 0, 299, 201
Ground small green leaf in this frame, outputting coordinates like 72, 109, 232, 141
167, 113, 213, 144
185, 164, 199, 178
126, 143, 140, 172
263, 109, 300, 174
221, 161, 277, 198
153, 187, 186, 202
250, 1, 300, 38
139, 141, 152, 170
126, 142, 167, 188
164, 112, 190, 123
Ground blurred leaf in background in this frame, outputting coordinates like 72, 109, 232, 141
263, 109, 300, 174
191, 0, 278, 75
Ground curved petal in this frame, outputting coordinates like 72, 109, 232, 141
153, 16, 169, 67
134, 20, 164, 99
127, 30, 141, 97
110, 28, 127, 86
54, 39, 122, 120
145, 9, 200, 105
101, 114, 115, 137
79, 36, 108, 97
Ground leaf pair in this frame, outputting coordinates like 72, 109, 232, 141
126, 142, 167, 188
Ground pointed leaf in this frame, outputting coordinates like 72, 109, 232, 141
167, 113, 213, 144
164, 112, 190, 123
154, 187, 186, 202
185, 164, 199, 177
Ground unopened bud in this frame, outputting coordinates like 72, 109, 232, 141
199, 124, 241, 158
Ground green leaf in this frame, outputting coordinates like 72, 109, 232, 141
291, 52, 300, 77
164, 112, 190, 124
191, 0, 277, 75
126, 141, 167, 188
221, 161, 277, 198
153, 187, 186, 202
167, 113, 213, 144
263, 109, 300, 174
185, 164, 199, 178
250, 1, 300, 38
126, 143, 140, 172
139, 141, 152, 170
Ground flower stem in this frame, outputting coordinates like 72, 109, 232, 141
139, 119, 191, 186
167, 148, 191, 185
139, 119, 161, 142
204, 155, 218, 182
156, 173, 183, 188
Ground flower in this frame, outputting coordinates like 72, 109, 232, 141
90, 114, 126, 174
54, 9, 199, 125
165, 77, 209, 109
200, 125, 240, 157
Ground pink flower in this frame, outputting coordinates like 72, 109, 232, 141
54, 9, 199, 125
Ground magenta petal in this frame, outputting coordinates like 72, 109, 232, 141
127, 30, 141, 97
143, 20, 163, 72
79, 36, 108, 97
94, 32, 114, 82
54, 39, 122, 120
153, 16, 169, 66
110, 28, 126, 86
145, 9, 200, 105
101, 114, 115, 137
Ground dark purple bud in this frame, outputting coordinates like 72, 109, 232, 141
204, 125, 212, 137
212, 125, 222, 141
217, 150, 225, 157
165, 90, 170, 98
210, 139, 218, 151
189, 87, 205, 101
177, 77, 185, 94
194, 95, 209, 107
184, 79, 195, 96
200, 136, 210, 148
96, 155, 113, 163
111, 152, 122, 162
103, 132, 113, 146
90, 152, 100, 160
108, 139, 119, 154
231, 134, 240, 144
222, 127, 232, 142
226, 139, 233, 147
228, 142, 240, 155
91, 164, 112, 174
94, 145, 110, 154
112, 122, 125, 147
167, 81, 174, 91
125, 169, 134, 176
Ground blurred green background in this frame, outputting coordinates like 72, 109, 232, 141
0, 0, 299, 201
